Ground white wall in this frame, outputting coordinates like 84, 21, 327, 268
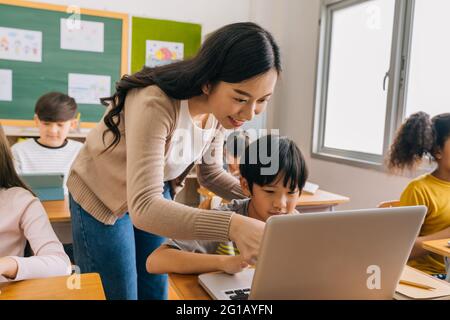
38, 0, 252, 39
253, 0, 414, 210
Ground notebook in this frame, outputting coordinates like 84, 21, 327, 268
302, 181, 319, 195
394, 266, 450, 300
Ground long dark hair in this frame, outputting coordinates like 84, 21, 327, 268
387, 112, 450, 171
0, 125, 33, 193
101, 22, 281, 151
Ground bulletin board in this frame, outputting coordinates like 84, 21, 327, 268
131, 16, 201, 73
0, 0, 128, 124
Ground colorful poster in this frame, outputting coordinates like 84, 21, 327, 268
0, 27, 42, 62
60, 19, 104, 53
0, 69, 12, 101
68, 73, 110, 104
145, 40, 184, 67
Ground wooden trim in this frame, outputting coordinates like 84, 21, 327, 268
0, 119, 97, 128
0, 0, 128, 123
121, 14, 129, 76
0, 0, 128, 19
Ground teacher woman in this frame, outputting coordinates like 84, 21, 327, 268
67, 22, 281, 300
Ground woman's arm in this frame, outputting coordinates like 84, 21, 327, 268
147, 245, 248, 275
8, 196, 71, 281
124, 87, 264, 265
410, 226, 450, 259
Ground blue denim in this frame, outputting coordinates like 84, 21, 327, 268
69, 182, 171, 300
445, 257, 449, 282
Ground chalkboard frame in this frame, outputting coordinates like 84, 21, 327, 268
0, 0, 128, 126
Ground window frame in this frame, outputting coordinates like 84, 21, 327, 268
312, 0, 417, 170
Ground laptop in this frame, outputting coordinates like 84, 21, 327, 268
198, 206, 427, 300
20, 172, 65, 201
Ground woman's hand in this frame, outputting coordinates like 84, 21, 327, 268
228, 214, 265, 265
219, 255, 249, 275
0, 257, 18, 280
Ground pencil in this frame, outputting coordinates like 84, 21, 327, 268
399, 280, 435, 290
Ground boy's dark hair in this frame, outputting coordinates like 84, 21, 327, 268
239, 135, 309, 193
35, 92, 77, 122
387, 112, 450, 171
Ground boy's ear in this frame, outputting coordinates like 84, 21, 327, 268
33, 114, 40, 126
70, 118, 79, 130
240, 176, 252, 197
201, 83, 212, 95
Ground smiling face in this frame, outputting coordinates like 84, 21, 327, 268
202, 69, 278, 129
240, 173, 300, 222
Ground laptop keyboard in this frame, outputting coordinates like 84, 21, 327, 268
224, 288, 251, 300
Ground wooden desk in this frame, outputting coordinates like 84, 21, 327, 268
0, 273, 105, 300
43, 197, 71, 223
169, 273, 210, 300
297, 189, 350, 213
422, 238, 450, 258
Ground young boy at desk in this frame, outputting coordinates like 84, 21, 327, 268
146, 135, 309, 275
11, 92, 83, 194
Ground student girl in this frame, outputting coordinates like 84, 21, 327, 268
388, 112, 450, 279
67, 22, 282, 300
0, 125, 71, 282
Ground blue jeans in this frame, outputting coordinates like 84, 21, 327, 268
69, 182, 172, 300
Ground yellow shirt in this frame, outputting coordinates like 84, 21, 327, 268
400, 174, 450, 275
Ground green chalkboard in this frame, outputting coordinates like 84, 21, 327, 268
0, 2, 126, 122
131, 16, 201, 74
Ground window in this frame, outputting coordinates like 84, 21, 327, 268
314, 0, 448, 168
404, 0, 450, 118
323, 0, 395, 156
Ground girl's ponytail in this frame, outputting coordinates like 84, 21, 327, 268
387, 111, 435, 171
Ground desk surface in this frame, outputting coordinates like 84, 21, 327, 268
169, 273, 210, 300
297, 189, 349, 207
43, 197, 71, 223
0, 273, 105, 300
422, 238, 450, 258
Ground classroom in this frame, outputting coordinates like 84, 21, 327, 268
0, 0, 449, 304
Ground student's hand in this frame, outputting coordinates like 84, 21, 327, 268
219, 255, 249, 275
228, 214, 265, 265
0, 257, 18, 280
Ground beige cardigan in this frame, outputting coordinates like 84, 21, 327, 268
67, 85, 246, 241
